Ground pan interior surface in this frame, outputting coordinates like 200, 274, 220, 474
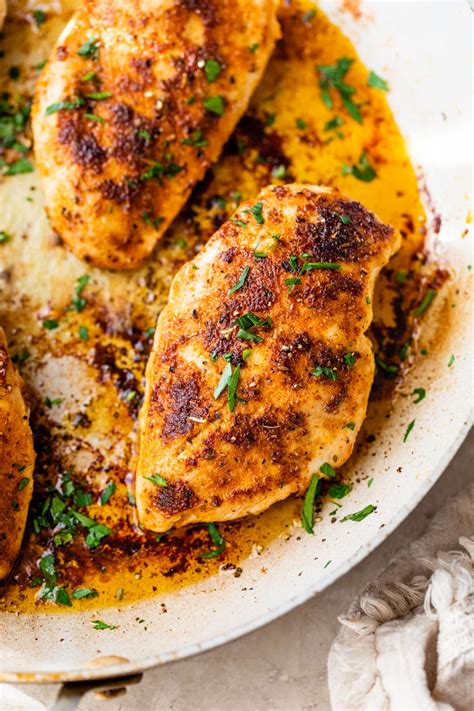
0, 0, 471, 681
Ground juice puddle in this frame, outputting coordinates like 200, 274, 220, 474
0, 0, 430, 613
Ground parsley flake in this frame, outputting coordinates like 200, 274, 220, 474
414, 289, 436, 317
244, 201, 265, 224
342, 151, 377, 182
317, 57, 362, 123
301, 475, 320, 534
91, 620, 117, 630
342, 505, 377, 522
144, 474, 167, 487
203, 95, 225, 116
199, 523, 225, 559
77, 37, 100, 60
403, 419, 416, 442
368, 70, 389, 91
311, 365, 337, 381
228, 266, 250, 295
319, 462, 336, 478
204, 59, 221, 83
412, 388, 426, 404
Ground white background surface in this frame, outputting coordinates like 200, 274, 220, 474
2, 428, 472, 710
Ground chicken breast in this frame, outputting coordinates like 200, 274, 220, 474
32, 0, 280, 270
0, 328, 35, 580
136, 184, 401, 532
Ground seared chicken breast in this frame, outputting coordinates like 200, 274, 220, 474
136, 184, 401, 532
32, 0, 280, 270
0, 328, 35, 580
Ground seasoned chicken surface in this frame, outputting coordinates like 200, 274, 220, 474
32, 0, 280, 270
136, 184, 401, 532
0, 328, 35, 580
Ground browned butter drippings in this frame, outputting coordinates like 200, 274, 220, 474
0, 0, 432, 613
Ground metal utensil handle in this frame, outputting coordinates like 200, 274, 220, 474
52, 673, 143, 711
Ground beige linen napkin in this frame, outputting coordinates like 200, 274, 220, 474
328, 481, 474, 710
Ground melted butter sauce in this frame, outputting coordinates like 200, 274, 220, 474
0, 0, 434, 614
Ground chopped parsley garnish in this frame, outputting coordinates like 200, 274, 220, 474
214, 362, 232, 399
204, 59, 222, 83
236, 312, 272, 342
84, 113, 106, 124
375, 356, 398, 375
285, 277, 301, 293
141, 160, 183, 182
317, 57, 362, 123
144, 474, 167, 487
301, 475, 320, 534
227, 364, 241, 412
99, 481, 116, 505
199, 523, 226, 559
91, 620, 117, 630
17, 477, 30, 491
203, 95, 225, 116
72, 588, 98, 599
228, 265, 250, 294
319, 462, 336, 478
367, 478, 374, 487
271, 164, 286, 179
266, 113, 276, 126
3, 158, 33, 175
396, 270, 409, 283
70, 509, 111, 549
342, 504, 377, 522
412, 388, 426, 404
77, 37, 100, 60
38, 553, 71, 607
244, 201, 265, 225
82, 70, 97, 82
403, 419, 416, 442
248, 43, 259, 53
302, 9, 316, 23
368, 70, 389, 91
43, 319, 59, 330
311, 365, 337, 381
13, 349, 30, 365
86, 91, 112, 100
342, 151, 377, 182
231, 219, 247, 228
45, 99, 84, 116
328, 483, 352, 499
67, 274, 90, 312
300, 261, 341, 273
45, 397, 63, 407
324, 116, 344, 131
343, 352, 357, 367
182, 129, 208, 148
448, 354, 455, 367
343, 422, 356, 430
142, 212, 165, 229
295, 118, 308, 130
340, 214, 351, 224
0, 231, 12, 244
78, 326, 88, 341
242, 349, 252, 359
414, 289, 436, 317
33, 9, 47, 26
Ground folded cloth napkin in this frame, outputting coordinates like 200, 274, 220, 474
328, 481, 474, 711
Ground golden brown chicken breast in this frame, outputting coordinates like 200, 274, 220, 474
32, 0, 280, 270
136, 184, 401, 532
0, 327, 35, 580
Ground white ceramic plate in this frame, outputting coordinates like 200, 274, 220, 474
0, 0, 472, 682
